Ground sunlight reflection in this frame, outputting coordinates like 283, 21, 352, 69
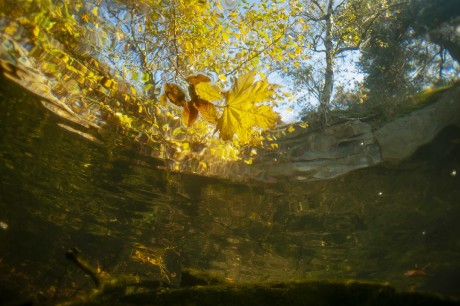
0, 221, 8, 230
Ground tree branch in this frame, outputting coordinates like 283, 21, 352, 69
311, 0, 325, 16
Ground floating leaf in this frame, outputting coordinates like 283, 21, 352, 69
195, 82, 223, 102
251, 105, 279, 128
226, 71, 257, 105
194, 98, 218, 124
186, 74, 211, 85
164, 83, 186, 107
217, 72, 280, 142
182, 101, 198, 126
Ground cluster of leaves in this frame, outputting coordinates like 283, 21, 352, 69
164, 72, 280, 145
0, 0, 289, 177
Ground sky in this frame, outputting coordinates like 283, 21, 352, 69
272, 49, 365, 122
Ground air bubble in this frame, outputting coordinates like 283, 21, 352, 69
247, 30, 258, 41
222, 0, 238, 10
0, 221, 8, 230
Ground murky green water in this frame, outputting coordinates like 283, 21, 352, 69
1, 79, 460, 303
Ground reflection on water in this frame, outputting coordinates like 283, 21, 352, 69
1, 81, 460, 302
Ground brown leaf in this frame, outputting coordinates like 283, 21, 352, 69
186, 74, 211, 85
404, 269, 427, 277
194, 98, 218, 124
164, 83, 186, 107
182, 101, 199, 126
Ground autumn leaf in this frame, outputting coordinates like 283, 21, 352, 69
217, 106, 243, 141
182, 101, 199, 126
186, 74, 211, 85
194, 98, 218, 124
226, 71, 258, 106
195, 82, 223, 102
164, 83, 186, 107
217, 72, 280, 142
250, 105, 280, 129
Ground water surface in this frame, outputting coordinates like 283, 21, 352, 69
1, 80, 460, 302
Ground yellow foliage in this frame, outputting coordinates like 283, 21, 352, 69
115, 112, 133, 128
215, 72, 280, 142
1, 0, 298, 168
194, 83, 223, 102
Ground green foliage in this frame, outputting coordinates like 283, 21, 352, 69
358, 0, 460, 119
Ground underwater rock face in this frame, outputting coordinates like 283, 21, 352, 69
375, 88, 460, 161
248, 119, 381, 182
239, 86, 460, 183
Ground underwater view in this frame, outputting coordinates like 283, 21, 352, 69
1, 0, 460, 305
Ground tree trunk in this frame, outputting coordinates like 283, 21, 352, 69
319, 0, 335, 127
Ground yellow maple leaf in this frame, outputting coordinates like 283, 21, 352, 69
195, 82, 223, 102
216, 72, 279, 142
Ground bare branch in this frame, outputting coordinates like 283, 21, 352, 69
311, 0, 325, 16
